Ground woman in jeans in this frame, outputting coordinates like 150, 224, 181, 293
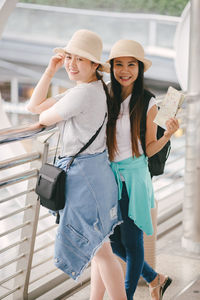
27, 29, 126, 300
91, 39, 179, 300
107, 39, 179, 300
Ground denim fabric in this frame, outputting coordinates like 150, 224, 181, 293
54, 151, 122, 280
110, 183, 157, 299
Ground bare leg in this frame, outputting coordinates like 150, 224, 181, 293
90, 241, 127, 300
90, 260, 106, 300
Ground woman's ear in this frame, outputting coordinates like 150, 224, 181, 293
92, 62, 99, 70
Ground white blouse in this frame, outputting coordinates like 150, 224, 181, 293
114, 95, 156, 162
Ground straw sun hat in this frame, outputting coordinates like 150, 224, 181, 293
53, 29, 110, 73
107, 39, 152, 72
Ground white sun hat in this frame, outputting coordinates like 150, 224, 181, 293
53, 29, 110, 73
107, 39, 152, 72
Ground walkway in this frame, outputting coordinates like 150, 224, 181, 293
33, 222, 200, 300
68, 224, 200, 299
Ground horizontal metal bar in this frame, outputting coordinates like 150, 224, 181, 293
158, 203, 183, 225
157, 218, 182, 240
154, 176, 183, 193
34, 241, 54, 254
0, 220, 30, 238
0, 123, 56, 145
0, 204, 32, 221
39, 212, 51, 220
0, 253, 26, 269
28, 273, 69, 300
29, 266, 61, 285
0, 169, 38, 189
0, 269, 23, 285
53, 276, 90, 300
17, 2, 180, 22
0, 188, 35, 204
36, 224, 57, 236
0, 152, 40, 171
164, 167, 184, 178
0, 286, 21, 300
31, 256, 53, 269
0, 237, 28, 254
157, 187, 184, 202
153, 166, 184, 183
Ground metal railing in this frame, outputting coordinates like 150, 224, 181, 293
0, 112, 185, 299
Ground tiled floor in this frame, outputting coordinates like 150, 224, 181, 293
174, 277, 200, 299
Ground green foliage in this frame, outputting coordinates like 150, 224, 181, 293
19, 0, 189, 16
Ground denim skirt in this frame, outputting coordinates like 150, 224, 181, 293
54, 150, 122, 280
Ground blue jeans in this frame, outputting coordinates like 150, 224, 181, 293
110, 183, 157, 299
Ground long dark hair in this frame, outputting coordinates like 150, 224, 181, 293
95, 69, 111, 110
107, 59, 145, 161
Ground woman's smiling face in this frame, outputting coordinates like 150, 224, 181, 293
113, 56, 139, 90
64, 52, 98, 84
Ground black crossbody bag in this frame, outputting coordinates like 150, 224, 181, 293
35, 113, 107, 212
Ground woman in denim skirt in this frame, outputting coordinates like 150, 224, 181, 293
27, 29, 127, 300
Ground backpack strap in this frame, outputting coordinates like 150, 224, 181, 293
140, 89, 155, 156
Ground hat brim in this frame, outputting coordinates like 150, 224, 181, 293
107, 54, 152, 72
53, 47, 110, 73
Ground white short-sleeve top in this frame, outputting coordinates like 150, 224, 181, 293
51, 80, 107, 156
114, 94, 156, 162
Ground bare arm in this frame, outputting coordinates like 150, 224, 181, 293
145, 105, 179, 157
39, 105, 63, 126
27, 53, 65, 114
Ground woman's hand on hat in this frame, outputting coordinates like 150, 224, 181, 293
164, 117, 179, 138
45, 53, 65, 77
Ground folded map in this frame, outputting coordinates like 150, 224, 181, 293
153, 86, 185, 129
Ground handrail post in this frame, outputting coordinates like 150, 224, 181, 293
13, 139, 49, 299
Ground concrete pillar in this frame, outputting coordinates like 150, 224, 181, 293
182, 0, 200, 253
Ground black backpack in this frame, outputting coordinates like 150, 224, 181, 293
140, 90, 171, 177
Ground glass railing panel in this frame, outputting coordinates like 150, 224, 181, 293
156, 22, 177, 49
2, 4, 179, 51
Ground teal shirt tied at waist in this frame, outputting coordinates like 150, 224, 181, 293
111, 155, 154, 236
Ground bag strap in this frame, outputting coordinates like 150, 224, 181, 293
52, 113, 107, 167
53, 131, 61, 165
66, 112, 107, 170
140, 90, 155, 156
